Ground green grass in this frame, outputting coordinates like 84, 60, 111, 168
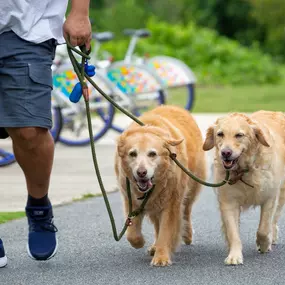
168, 83, 285, 113
72, 192, 100, 202
0, 212, 26, 224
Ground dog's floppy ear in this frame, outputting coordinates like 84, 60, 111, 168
165, 138, 184, 146
203, 126, 215, 151
117, 135, 126, 157
252, 125, 270, 147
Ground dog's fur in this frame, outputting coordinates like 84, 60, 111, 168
115, 105, 206, 266
203, 111, 285, 265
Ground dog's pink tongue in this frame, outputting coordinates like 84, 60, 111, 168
147, 180, 153, 188
224, 160, 233, 167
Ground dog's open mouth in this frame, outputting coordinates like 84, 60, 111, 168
222, 157, 239, 170
136, 178, 154, 192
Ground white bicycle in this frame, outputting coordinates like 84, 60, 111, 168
51, 32, 167, 144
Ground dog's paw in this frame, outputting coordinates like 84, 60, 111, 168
256, 232, 272, 253
257, 243, 272, 253
272, 225, 279, 245
224, 253, 243, 265
183, 235, 193, 245
151, 254, 172, 267
148, 245, 156, 256
183, 224, 194, 245
127, 235, 145, 249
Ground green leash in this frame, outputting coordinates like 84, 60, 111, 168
66, 42, 230, 241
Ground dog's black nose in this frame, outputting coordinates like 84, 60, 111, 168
221, 148, 232, 159
137, 168, 147, 178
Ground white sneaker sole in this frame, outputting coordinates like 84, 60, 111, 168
27, 238, 58, 261
0, 255, 7, 268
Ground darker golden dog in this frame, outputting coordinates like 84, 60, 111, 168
115, 105, 206, 266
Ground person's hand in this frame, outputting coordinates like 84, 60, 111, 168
63, 11, 92, 50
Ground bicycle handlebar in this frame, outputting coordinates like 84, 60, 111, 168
123, 29, 151, 38
92, 32, 114, 43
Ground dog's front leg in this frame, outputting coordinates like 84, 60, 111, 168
148, 214, 160, 256
123, 197, 145, 249
256, 197, 278, 253
220, 202, 243, 265
151, 204, 181, 266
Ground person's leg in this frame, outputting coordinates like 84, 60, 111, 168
7, 127, 54, 200
6, 128, 58, 259
0, 31, 58, 260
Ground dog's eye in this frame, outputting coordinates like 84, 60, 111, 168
217, 132, 224, 137
148, 151, 157, 158
235, 133, 244, 138
129, 151, 137, 157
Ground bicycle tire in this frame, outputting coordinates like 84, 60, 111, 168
0, 149, 16, 167
50, 106, 63, 142
59, 102, 115, 146
185, 83, 195, 111
53, 67, 116, 146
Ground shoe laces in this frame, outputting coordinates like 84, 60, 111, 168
29, 214, 58, 233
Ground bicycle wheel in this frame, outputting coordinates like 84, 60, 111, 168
146, 56, 196, 110
52, 66, 116, 146
0, 149, 16, 167
50, 106, 63, 142
185, 83, 195, 111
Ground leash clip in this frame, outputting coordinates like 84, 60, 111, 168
170, 153, 177, 159
125, 217, 133, 227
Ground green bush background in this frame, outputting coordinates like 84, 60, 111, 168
100, 18, 282, 85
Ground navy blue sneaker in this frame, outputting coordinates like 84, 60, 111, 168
25, 205, 58, 260
0, 239, 7, 268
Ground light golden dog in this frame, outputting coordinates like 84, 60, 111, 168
115, 105, 206, 266
203, 111, 285, 265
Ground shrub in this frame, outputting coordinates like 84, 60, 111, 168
100, 18, 282, 85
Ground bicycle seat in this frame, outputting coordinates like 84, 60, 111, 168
123, 29, 151, 38
92, 32, 114, 43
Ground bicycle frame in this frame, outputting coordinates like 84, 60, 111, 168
124, 35, 139, 64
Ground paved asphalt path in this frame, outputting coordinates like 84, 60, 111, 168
2, 113, 285, 284
2, 178, 285, 284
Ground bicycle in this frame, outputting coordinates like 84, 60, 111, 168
52, 32, 167, 143
89, 29, 197, 133
122, 28, 197, 111
51, 37, 120, 146
89, 31, 167, 133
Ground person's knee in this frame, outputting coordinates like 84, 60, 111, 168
7, 127, 53, 150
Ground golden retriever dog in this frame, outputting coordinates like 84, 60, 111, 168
203, 111, 285, 265
115, 105, 206, 266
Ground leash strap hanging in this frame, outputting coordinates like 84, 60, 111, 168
67, 42, 155, 241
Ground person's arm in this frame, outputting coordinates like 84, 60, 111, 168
70, 0, 90, 16
63, 0, 92, 49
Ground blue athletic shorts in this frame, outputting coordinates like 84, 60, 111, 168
0, 31, 56, 139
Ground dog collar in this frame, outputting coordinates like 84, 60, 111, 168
227, 168, 253, 188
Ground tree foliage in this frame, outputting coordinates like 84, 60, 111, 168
89, 0, 285, 61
